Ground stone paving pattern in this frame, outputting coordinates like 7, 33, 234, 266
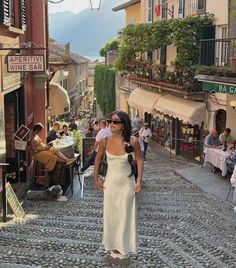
0, 143, 236, 267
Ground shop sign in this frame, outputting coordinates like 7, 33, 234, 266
14, 124, 30, 140
202, 82, 236, 94
6, 182, 25, 218
7, 55, 45, 72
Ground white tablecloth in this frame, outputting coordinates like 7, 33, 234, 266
230, 165, 236, 202
204, 148, 231, 176
52, 136, 74, 150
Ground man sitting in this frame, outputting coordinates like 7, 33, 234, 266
219, 128, 235, 146
47, 122, 61, 144
204, 129, 221, 148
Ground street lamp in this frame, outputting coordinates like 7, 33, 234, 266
89, 0, 102, 10
48, 0, 64, 3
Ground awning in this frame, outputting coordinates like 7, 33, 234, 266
154, 94, 206, 126
49, 82, 70, 116
128, 88, 162, 114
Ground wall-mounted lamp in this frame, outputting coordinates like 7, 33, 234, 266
89, 0, 102, 10
230, 100, 236, 110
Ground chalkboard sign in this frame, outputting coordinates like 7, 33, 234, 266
82, 138, 95, 165
6, 182, 25, 218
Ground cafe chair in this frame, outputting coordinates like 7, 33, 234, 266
73, 153, 82, 188
59, 162, 74, 196
226, 185, 235, 201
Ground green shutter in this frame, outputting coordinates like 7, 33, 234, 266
20, 0, 26, 30
0, 0, 11, 25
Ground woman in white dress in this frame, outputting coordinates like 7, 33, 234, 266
94, 111, 143, 259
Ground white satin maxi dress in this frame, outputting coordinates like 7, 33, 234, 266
102, 151, 137, 255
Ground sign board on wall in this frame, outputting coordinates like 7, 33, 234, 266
7, 55, 45, 72
14, 124, 30, 140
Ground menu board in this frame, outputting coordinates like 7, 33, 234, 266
6, 182, 25, 218
82, 138, 95, 165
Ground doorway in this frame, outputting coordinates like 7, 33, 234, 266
4, 87, 26, 183
215, 109, 226, 135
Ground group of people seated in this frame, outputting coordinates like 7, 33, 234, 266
31, 123, 76, 173
205, 128, 236, 173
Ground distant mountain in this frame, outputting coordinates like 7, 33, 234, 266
49, 0, 125, 59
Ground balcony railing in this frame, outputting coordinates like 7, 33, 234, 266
200, 38, 236, 67
119, 64, 203, 94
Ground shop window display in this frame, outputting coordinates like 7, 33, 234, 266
178, 124, 201, 159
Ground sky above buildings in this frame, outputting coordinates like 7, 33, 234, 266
48, 0, 89, 14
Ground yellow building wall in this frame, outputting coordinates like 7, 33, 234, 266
119, 93, 129, 113
126, 3, 141, 25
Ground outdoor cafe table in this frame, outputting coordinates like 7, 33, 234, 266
52, 136, 75, 158
51, 136, 75, 192
204, 147, 231, 177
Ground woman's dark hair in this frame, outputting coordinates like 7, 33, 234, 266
33, 123, 44, 132
110, 111, 135, 177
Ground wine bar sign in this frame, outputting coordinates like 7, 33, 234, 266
7, 55, 45, 73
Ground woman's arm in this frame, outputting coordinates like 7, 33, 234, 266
132, 137, 143, 192
93, 138, 106, 191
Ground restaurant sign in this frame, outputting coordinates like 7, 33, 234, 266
202, 82, 236, 94
7, 55, 45, 73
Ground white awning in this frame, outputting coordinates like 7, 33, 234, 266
154, 94, 206, 126
49, 82, 70, 116
128, 88, 162, 114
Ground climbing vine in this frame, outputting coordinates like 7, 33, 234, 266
94, 65, 116, 117
115, 14, 214, 69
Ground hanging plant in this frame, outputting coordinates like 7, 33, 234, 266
94, 65, 116, 117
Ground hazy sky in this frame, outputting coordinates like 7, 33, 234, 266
48, 0, 89, 14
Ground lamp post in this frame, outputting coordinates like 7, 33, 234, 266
89, 0, 102, 10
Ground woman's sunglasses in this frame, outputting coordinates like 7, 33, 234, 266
107, 119, 123, 125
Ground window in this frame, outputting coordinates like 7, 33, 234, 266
161, 0, 166, 19
130, 17, 136, 24
148, 0, 154, 23
197, 0, 206, 14
0, 0, 26, 29
179, 0, 185, 18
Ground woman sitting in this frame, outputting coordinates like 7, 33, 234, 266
31, 123, 75, 172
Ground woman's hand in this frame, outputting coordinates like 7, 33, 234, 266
95, 181, 105, 191
134, 181, 141, 192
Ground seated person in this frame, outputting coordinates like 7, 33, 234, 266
226, 150, 236, 173
68, 118, 78, 131
219, 128, 235, 146
31, 123, 75, 172
47, 122, 61, 144
204, 129, 221, 148
60, 125, 69, 136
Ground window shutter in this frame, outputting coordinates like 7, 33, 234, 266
0, 0, 11, 25
20, 0, 26, 30
197, 0, 206, 14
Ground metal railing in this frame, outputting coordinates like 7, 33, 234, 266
200, 38, 236, 67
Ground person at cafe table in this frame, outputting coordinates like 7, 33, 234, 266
219, 128, 235, 146
204, 129, 221, 148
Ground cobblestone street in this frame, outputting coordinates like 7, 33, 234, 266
1, 143, 236, 267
